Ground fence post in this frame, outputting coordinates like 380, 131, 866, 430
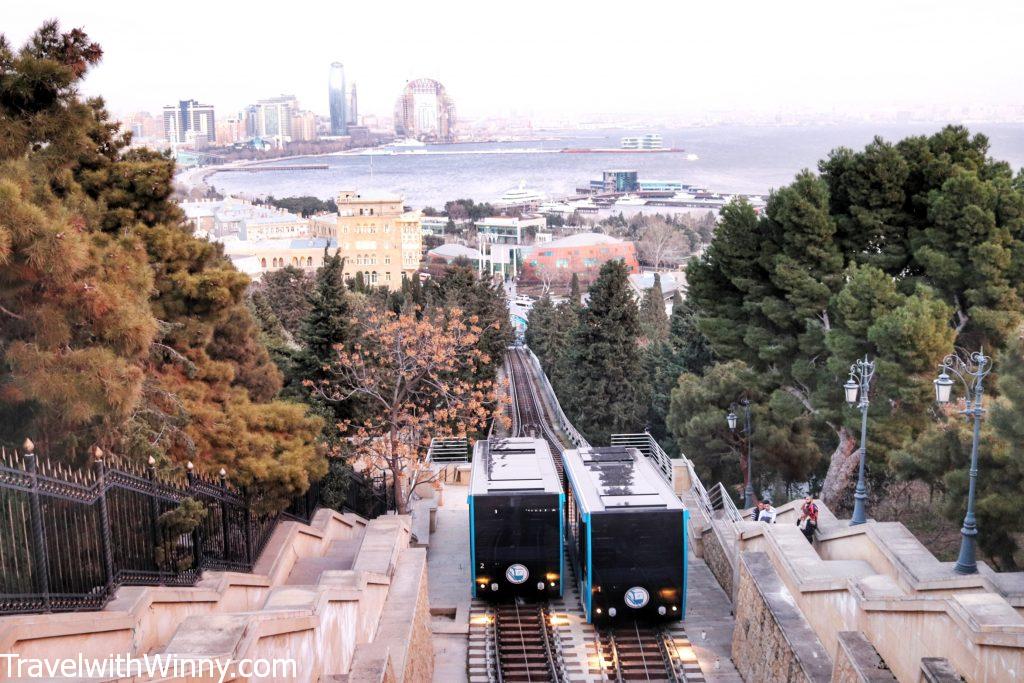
22, 439, 51, 612
186, 462, 204, 572
94, 448, 116, 595
147, 456, 162, 581
219, 468, 230, 564
242, 486, 253, 566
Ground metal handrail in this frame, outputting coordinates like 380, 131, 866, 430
708, 482, 743, 524
522, 347, 589, 448
427, 437, 470, 463
610, 432, 674, 484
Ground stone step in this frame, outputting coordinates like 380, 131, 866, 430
283, 530, 366, 585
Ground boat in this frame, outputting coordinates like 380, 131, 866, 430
559, 147, 684, 154
537, 201, 574, 215
568, 198, 600, 213
390, 137, 426, 148
621, 133, 664, 150
615, 194, 647, 207
497, 181, 546, 208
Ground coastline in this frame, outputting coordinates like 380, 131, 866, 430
176, 147, 370, 194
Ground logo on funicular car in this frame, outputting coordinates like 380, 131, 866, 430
505, 564, 529, 584
624, 586, 650, 609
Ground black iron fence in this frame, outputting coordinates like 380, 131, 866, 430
0, 444, 389, 615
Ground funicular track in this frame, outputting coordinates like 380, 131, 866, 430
594, 622, 688, 683
481, 348, 572, 683
507, 349, 567, 450
486, 601, 566, 682
495, 347, 704, 682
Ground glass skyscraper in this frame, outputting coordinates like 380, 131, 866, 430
329, 62, 347, 136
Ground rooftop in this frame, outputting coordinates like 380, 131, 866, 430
470, 438, 562, 496
563, 446, 684, 513
243, 213, 305, 225
536, 232, 625, 250
337, 191, 404, 203
428, 243, 483, 260
220, 236, 336, 253
628, 272, 683, 296
476, 214, 545, 227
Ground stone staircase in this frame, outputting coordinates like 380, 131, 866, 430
284, 528, 366, 585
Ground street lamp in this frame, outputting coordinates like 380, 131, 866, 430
726, 399, 754, 508
934, 349, 992, 575
844, 355, 876, 526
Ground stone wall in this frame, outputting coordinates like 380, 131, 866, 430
732, 551, 833, 683
701, 526, 735, 598
831, 631, 896, 683
350, 547, 433, 682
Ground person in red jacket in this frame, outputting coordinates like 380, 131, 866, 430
798, 495, 819, 543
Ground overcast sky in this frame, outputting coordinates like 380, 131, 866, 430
5, 1, 1023, 120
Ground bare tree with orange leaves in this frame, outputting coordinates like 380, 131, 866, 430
316, 306, 507, 513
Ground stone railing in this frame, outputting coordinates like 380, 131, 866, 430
0, 510, 369, 667
734, 514, 1024, 682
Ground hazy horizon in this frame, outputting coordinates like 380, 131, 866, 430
5, 1, 1024, 122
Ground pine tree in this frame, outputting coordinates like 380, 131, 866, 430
526, 295, 560, 377
248, 290, 296, 383
645, 295, 714, 449
569, 273, 581, 305
0, 26, 153, 457
562, 260, 645, 443
685, 127, 1022, 507
295, 250, 351, 408
958, 336, 1024, 569
0, 23, 326, 507
639, 273, 669, 344
255, 265, 312, 337
666, 360, 820, 489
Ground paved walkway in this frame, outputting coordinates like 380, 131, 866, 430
427, 482, 471, 683
685, 557, 743, 682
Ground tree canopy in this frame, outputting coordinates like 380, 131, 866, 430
681, 125, 1024, 510
561, 260, 645, 443
0, 22, 324, 508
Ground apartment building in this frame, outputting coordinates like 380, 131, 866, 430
329, 190, 423, 289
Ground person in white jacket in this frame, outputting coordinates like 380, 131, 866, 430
759, 499, 777, 524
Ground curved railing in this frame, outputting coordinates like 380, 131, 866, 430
522, 347, 589, 449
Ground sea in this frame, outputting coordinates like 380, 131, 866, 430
206, 123, 1024, 210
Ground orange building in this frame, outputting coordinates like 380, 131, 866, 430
520, 232, 639, 286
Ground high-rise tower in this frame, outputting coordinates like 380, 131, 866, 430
348, 82, 359, 126
162, 99, 216, 144
393, 78, 456, 142
328, 62, 347, 136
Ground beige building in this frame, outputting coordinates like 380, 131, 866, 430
220, 237, 336, 278
330, 191, 423, 289
240, 212, 309, 241
290, 111, 318, 142
214, 191, 423, 287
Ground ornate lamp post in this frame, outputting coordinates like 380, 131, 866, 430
844, 355, 876, 526
727, 399, 755, 508
934, 349, 992, 575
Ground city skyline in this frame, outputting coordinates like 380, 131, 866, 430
6, 1, 1024, 124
